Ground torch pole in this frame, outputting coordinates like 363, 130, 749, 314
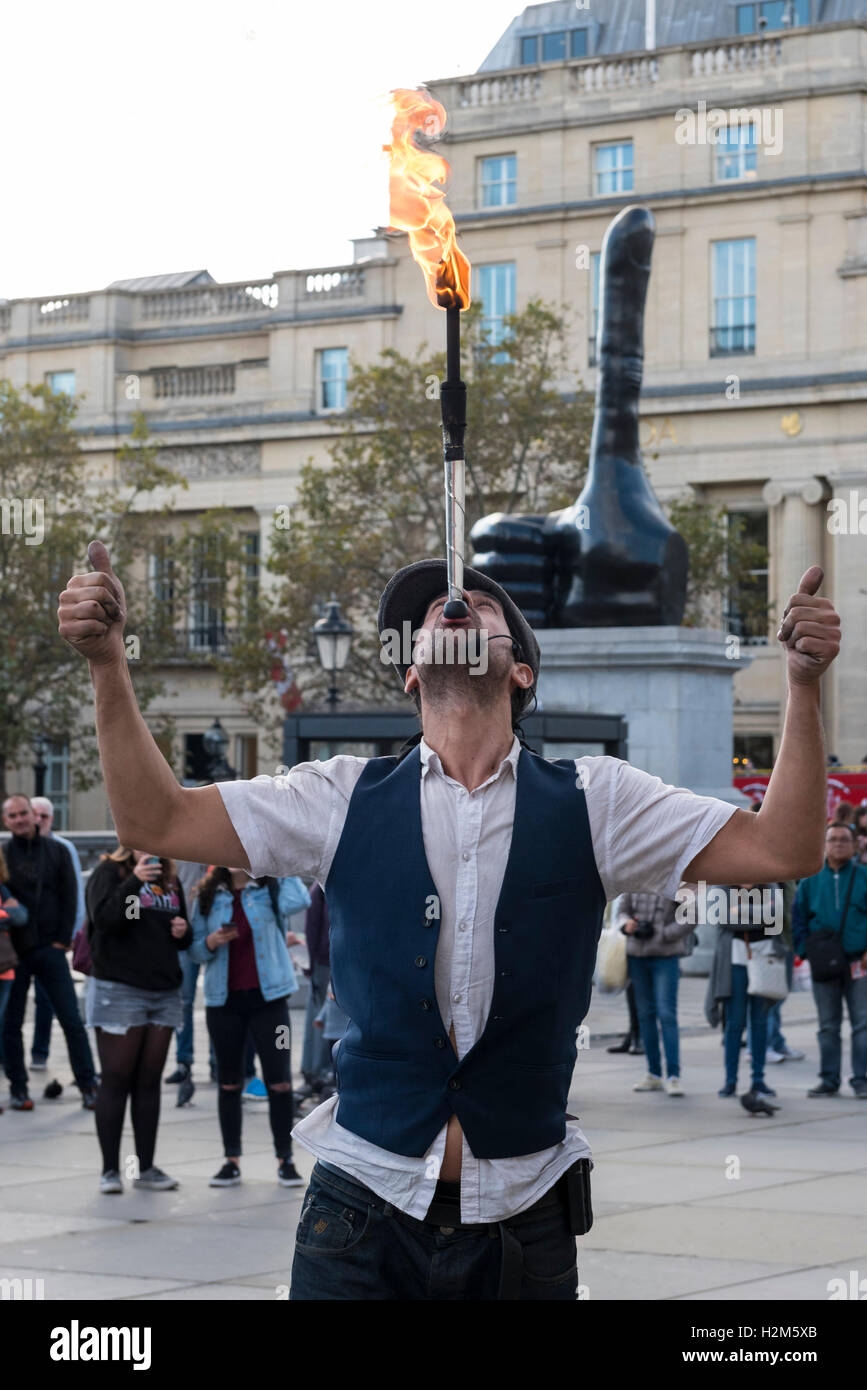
441, 305, 468, 619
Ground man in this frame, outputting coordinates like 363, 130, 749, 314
28, 796, 87, 1070
794, 823, 867, 1098
1, 795, 97, 1110
58, 541, 839, 1300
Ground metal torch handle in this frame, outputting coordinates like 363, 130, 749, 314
444, 454, 465, 603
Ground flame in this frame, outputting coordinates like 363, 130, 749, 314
385, 87, 470, 310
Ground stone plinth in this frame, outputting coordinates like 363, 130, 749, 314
536, 626, 751, 805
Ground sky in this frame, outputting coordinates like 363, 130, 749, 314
0, 0, 525, 300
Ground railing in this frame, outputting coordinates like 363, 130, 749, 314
303, 269, 365, 300
157, 625, 239, 660
34, 295, 90, 327
570, 56, 659, 93
689, 37, 783, 77
710, 324, 756, 356
153, 364, 236, 398
139, 281, 278, 321
458, 71, 542, 107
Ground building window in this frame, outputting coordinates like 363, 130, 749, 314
189, 536, 227, 652
148, 537, 175, 610
319, 347, 348, 411
711, 238, 756, 355
571, 29, 588, 59
716, 123, 758, 181
243, 531, 260, 614
725, 510, 769, 644
476, 263, 516, 348
589, 252, 601, 366
542, 31, 566, 62
594, 141, 634, 196
45, 371, 75, 396
235, 734, 258, 779
479, 155, 517, 208
733, 735, 775, 771
520, 35, 538, 65
44, 742, 70, 830
736, 0, 809, 33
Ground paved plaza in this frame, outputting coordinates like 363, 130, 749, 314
1, 979, 865, 1301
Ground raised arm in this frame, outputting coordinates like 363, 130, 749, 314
58, 541, 249, 868
684, 566, 839, 886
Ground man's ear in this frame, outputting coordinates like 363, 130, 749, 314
511, 661, 534, 690
404, 664, 419, 695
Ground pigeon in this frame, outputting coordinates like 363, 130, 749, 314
43, 1080, 63, 1100
176, 1075, 195, 1107
741, 1088, 779, 1117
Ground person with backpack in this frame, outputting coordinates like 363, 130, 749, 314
612, 892, 694, 1096
188, 866, 310, 1188
794, 822, 867, 1098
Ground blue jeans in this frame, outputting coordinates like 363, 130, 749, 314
2, 945, 96, 1094
290, 1161, 579, 1301
301, 961, 332, 1080
627, 955, 681, 1079
32, 977, 54, 1062
0, 977, 12, 1067
724, 964, 768, 1089
812, 971, 867, 1089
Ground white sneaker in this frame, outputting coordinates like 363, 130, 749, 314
632, 1074, 664, 1092
100, 1170, 123, 1194
779, 1045, 805, 1061
665, 1077, 684, 1097
766, 1048, 785, 1064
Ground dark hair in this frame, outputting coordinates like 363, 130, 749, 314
826, 821, 856, 840
832, 801, 855, 825
101, 846, 176, 885
195, 865, 272, 917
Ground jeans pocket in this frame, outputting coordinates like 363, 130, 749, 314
295, 1185, 372, 1257
514, 1211, 578, 1287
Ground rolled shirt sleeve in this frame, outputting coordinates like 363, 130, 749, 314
216, 757, 368, 882
580, 756, 738, 903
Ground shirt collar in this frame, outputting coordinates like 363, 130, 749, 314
419, 734, 521, 787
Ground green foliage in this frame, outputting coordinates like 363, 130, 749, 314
667, 495, 771, 635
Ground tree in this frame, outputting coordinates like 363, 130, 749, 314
666, 495, 771, 636
223, 300, 593, 711
0, 384, 192, 801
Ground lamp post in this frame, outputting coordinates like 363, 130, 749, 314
311, 596, 354, 710
202, 718, 236, 783
32, 734, 49, 799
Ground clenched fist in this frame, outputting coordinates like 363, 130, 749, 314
58, 540, 127, 667
777, 566, 841, 685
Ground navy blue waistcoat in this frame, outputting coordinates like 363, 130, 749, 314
324, 746, 605, 1159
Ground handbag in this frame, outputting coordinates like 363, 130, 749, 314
803, 868, 855, 983
71, 921, 92, 976
594, 924, 628, 993
746, 938, 788, 1001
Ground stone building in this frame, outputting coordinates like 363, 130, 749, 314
1, 0, 864, 828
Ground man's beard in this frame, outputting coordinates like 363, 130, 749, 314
415, 630, 512, 715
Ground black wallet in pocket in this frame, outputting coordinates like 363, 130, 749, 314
565, 1157, 593, 1235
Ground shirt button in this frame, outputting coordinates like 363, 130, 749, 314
419, 998, 432, 1011
448, 1078, 461, 1091
452, 992, 461, 1003
458, 922, 468, 932
462, 852, 470, 861
415, 955, 427, 968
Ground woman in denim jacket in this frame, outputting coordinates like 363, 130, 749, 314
190, 867, 310, 1189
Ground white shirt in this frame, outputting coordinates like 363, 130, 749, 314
218, 738, 736, 1222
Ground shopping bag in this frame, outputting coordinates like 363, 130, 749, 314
792, 957, 812, 992
746, 939, 788, 1001
594, 925, 628, 994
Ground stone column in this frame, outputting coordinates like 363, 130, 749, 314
822, 468, 867, 763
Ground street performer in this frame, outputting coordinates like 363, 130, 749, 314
58, 543, 840, 1300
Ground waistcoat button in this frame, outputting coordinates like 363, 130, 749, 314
415, 955, 427, 968
448, 1078, 461, 1091
434, 1036, 446, 1047
420, 998, 432, 1011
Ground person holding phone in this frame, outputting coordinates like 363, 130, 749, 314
85, 847, 192, 1192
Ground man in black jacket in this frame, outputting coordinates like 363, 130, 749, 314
1, 794, 97, 1109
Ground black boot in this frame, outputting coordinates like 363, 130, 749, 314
607, 1035, 632, 1054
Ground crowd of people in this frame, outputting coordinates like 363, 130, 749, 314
607, 801, 867, 1107
2, 787, 865, 1192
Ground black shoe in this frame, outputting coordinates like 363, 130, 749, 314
10, 1091, 34, 1111
277, 1159, 304, 1188
176, 1076, 195, 1108
807, 1082, 840, 1097
81, 1088, 98, 1111
209, 1161, 241, 1188
606, 1036, 632, 1054
165, 1064, 190, 1085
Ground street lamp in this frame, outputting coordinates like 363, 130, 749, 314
32, 734, 49, 798
202, 718, 236, 782
311, 596, 354, 709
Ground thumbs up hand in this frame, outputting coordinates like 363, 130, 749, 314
776, 566, 841, 686
57, 539, 128, 667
